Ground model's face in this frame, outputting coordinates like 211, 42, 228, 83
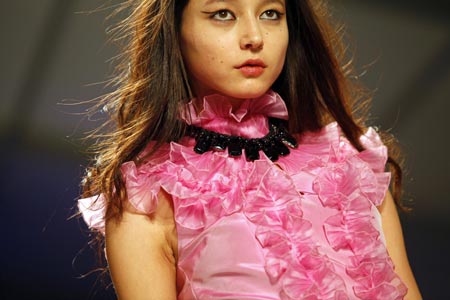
180, 0, 288, 103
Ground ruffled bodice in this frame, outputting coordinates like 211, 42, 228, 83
78, 91, 407, 299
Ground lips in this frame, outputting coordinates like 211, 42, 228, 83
236, 59, 267, 77
236, 59, 267, 68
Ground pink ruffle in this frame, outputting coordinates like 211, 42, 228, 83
243, 160, 349, 298
308, 124, 407, 299
77, 91, 406, 299
77, 194, 106, 234
182, 90, 288, 138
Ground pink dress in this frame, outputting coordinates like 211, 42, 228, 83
78, 91, 407, 299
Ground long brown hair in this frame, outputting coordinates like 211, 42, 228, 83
82, 0, 405, 226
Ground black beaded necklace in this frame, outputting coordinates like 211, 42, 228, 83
186, 118, 298, 162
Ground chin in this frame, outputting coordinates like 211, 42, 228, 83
221, 86, 272, 100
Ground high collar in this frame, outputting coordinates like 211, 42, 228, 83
181, 90, 289, 138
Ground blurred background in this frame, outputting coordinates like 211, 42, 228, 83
1, 0, 448, 299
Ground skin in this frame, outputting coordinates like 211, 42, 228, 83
106, 190, 178, 300
105, 0, 421, 299
378, 192, 422, 300
180, 0, 289, 108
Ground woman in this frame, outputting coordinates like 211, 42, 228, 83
79, 0, 422, 299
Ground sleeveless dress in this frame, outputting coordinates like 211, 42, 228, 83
78, 91, 407, 300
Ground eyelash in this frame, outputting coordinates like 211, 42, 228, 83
260, 10, 283, 20
210, 10, 235, 21
207, 9, 284, 21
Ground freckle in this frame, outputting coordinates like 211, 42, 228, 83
220, 60, 224, 64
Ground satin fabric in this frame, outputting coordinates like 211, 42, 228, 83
78, 91, 407, 299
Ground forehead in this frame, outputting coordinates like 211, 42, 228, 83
201, 0, 286, 5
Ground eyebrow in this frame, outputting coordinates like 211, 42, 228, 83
262, 0, 285, 6
204, 0, 228, 5
204, 0, 285, 6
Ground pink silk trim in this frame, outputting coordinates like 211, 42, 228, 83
78, 91, 407, 299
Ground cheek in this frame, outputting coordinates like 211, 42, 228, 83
192, 39, 230, 72
266, 33, 288, 63
276, 30, 289, 64
278, 28, 289, 51
202, 38, 228, 63
185, 35, 216, 63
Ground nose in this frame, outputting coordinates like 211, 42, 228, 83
239, 17, 264, 50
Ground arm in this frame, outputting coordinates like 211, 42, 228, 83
378, 191, 422, 300
105, 190, 178, 300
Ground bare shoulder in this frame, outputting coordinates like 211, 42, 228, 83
105, 190, 178, 300
151, 189, 178, 260
378, 191, 422, 300
108, 189, 178, 260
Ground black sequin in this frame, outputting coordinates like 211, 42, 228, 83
186, 118, 298, 162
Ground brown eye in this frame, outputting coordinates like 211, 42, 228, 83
260, 10, 280, 20
212, 10, 235, 21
